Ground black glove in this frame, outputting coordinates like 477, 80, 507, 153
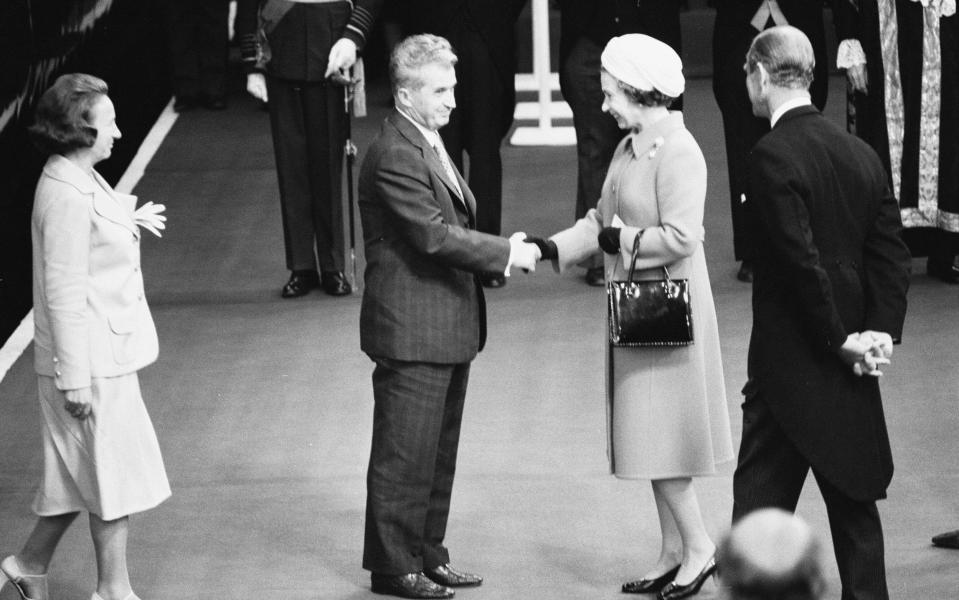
524, 236, 558, 261
598, 227, 622, 255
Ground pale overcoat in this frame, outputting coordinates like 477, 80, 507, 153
32, 155, 159, 390
551, 113, 734, 478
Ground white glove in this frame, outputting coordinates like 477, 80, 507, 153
134, 201, 167, 237
508, 231, 541, 273
247, 73, 268, 102
861, 330, 894, 359
325, 38, 358, 80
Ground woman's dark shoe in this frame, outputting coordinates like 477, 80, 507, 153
656, 556, 716, 600
622, 564, 680, 594
736, 260, 754, 283
281, 271, 320, 298
927, 258, 959, 284
321, 271, 352, 296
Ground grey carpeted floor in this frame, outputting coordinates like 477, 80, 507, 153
2, 76, 958, 600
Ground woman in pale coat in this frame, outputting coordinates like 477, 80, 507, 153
0, 74, 169, 600
528, 36, 733, 600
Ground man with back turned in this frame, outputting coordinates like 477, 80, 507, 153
732, 26, 910, 600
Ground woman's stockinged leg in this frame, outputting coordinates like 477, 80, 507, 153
651, 477, 715, 585
643, 483, 683, 578
89, 514, 133, 600
18, 513, 79, 572
5, 513, 79, 599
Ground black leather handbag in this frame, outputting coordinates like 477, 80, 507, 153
607, 232, 693, 347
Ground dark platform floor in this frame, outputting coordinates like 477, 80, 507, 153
2, 76, 958, 599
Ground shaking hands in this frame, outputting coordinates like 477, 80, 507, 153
508, 232, 541, 273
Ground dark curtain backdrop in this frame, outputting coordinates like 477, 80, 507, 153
0, 0, 171, 345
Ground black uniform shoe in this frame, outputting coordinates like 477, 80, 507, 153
424, 564, 483, 588
321, 271, 352, 296
200, 94, 227, 110
281, 271, 319, 298
370, 573, 454, 599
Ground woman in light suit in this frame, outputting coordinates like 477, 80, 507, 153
527, 36, 733, 600
0, 74, 169, 600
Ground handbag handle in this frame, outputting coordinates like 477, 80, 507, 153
625, 230, 671, 284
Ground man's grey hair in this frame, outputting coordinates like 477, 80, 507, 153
389, 34, 458, 95
744, 25, 815, 91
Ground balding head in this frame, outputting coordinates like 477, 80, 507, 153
745, 25, 816, 91
718, 509, 826, 600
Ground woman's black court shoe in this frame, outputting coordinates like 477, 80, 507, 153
656, 556, 716, 600
622, 564, 680, 594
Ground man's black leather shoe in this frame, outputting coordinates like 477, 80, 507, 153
370, 573, 454, 599
736, 260, 754, 283
927, 258, 959, 284
321, 271, 352, 296
932, 529, 959, 548
281, 271, 319, 298
424, 564, 483, 588
480, 273, 506, 288
585, 266, 605, 287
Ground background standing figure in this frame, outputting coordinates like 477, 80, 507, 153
166, 0, 231, 111
411, 0, 529, 288
556, 0, 682, 287
835, 0, 959, 283
733, 26, 911, 600
0, 73, 170, 600
528, 34, 733, 600
712, 0, 833, 283
235, 0, 382, 298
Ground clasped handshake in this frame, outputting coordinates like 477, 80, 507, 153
839, 330, 895, 377
507, 228, 617, 273
506, 232, 544, 272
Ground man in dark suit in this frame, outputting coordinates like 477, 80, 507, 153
713, 1, 831, 282
358, 34, 539, 599
733, 26, 911, 600
411, 0, 528, 288
555, 0, 681, 286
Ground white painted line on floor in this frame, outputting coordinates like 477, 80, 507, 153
0, 98, 179, 383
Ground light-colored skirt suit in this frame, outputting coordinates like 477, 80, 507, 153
31, 155, 170, 520
551, 113, 734, 479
